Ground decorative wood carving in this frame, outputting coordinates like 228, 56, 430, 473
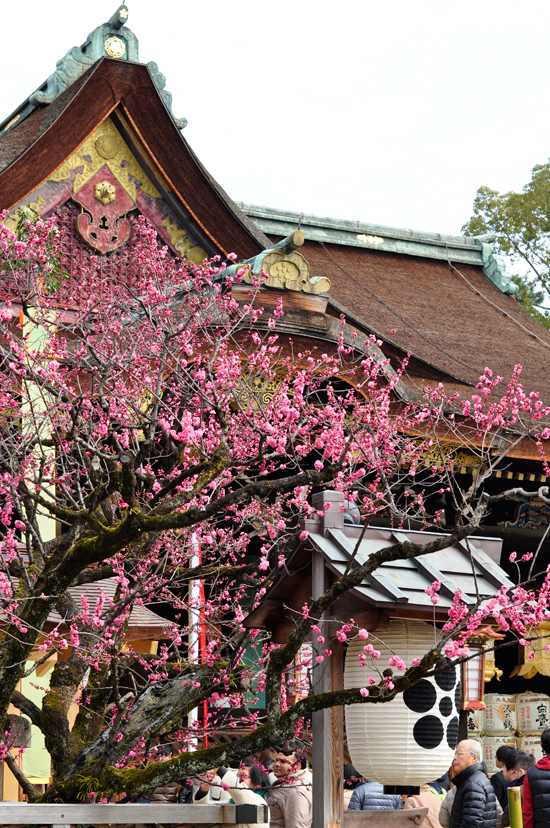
160, 216, 207, 265
49, 117, 161, 202
239, 248, 331, 295
19, 200, 169, 303
73, 167, 134, 254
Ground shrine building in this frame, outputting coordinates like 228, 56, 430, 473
1, 2, 550, 810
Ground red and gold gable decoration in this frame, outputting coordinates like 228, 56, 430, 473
5, 117, 207, 263
73, 166, 134, 254
48, 118, 162, 255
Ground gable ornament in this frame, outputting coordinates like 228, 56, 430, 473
227, 230, 331, 295
95, 181, 116, 206
50, 118, 161, 202
0, 5, 187, 136
74, 167, 133, 255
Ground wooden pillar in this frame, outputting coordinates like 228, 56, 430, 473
312, 551, 344, 828
330, 638, 344, 828
1, 753, 20, 801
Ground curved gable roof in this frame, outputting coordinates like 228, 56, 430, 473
0, 58, 270, 259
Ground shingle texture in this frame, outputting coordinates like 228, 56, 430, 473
0, 68, 95, 175
302, 240, 550, 397
312, 526, 511, 610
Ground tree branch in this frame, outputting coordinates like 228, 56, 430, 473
11, 691, 43, 729
5, 750, 41, 801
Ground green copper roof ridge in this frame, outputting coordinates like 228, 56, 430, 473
0, 5, 187, 136
241, 203, 519, 296
241, 202, 484, 249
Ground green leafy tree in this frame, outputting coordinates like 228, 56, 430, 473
462, 163, 550, 327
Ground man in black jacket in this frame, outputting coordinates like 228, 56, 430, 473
450, 740, 497, 828
490, 747, 520, 808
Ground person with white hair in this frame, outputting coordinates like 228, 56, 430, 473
439, 764, 505, 828
447, 740, 497, 828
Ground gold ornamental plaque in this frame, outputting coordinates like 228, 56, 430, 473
95, 134, 119, 160
94, 181, 116, 206
104, 36, 126, 58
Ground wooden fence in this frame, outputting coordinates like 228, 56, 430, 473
0, 801, 268, 828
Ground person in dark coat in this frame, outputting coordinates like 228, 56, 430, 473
490, 748, 520, 808
440, 763, 504, 828
347, 780, 403, 811
523, 728, 550, 828
450, 739, 497, 828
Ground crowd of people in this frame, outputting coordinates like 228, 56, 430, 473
343, 738, 546, 828
135, 732, 550, 828
186, 740, 312, 828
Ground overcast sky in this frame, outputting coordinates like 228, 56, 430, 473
1, 0, 550, 237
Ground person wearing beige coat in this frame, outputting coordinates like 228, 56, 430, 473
404, 784, 446, 828
266, 745, 312, 828
266, 770, 312, 828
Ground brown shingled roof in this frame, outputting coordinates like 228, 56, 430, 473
0, 578, 168, 640
303, 240, 550, 399
0, 66, 96, 176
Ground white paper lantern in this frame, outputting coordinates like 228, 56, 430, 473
344, 619, 460, 786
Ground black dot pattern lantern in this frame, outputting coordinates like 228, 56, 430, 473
345, 619, 461, 785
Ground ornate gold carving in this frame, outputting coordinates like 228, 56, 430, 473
160, 217, 207, 265
119, 7, 129, 19
234, 371, 287, 410
357, 233, 384, 245
94, 181, 116, 205
269, 260, 301, 285
511, 621, 550, 679
418, 441, 481, 471
467, 628, 504, 683
105, 36, 126, 58
484, 648, 503, 683
241, 249, 330, 294
95, 134, 119, 160
49, 118, 161, 201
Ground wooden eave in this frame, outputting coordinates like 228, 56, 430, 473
244, 542, 450, 634
245, 521, 511, 639
0, 58, 270, 260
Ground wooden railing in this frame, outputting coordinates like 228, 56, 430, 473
0, 801, 268, 828
343, 808, 428, 828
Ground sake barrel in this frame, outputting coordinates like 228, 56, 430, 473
483, 735, 517, 773
466, 708, 485, 733
518, 693, 550, 733
484, 694, 516, 734
522, 736, 545, 762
